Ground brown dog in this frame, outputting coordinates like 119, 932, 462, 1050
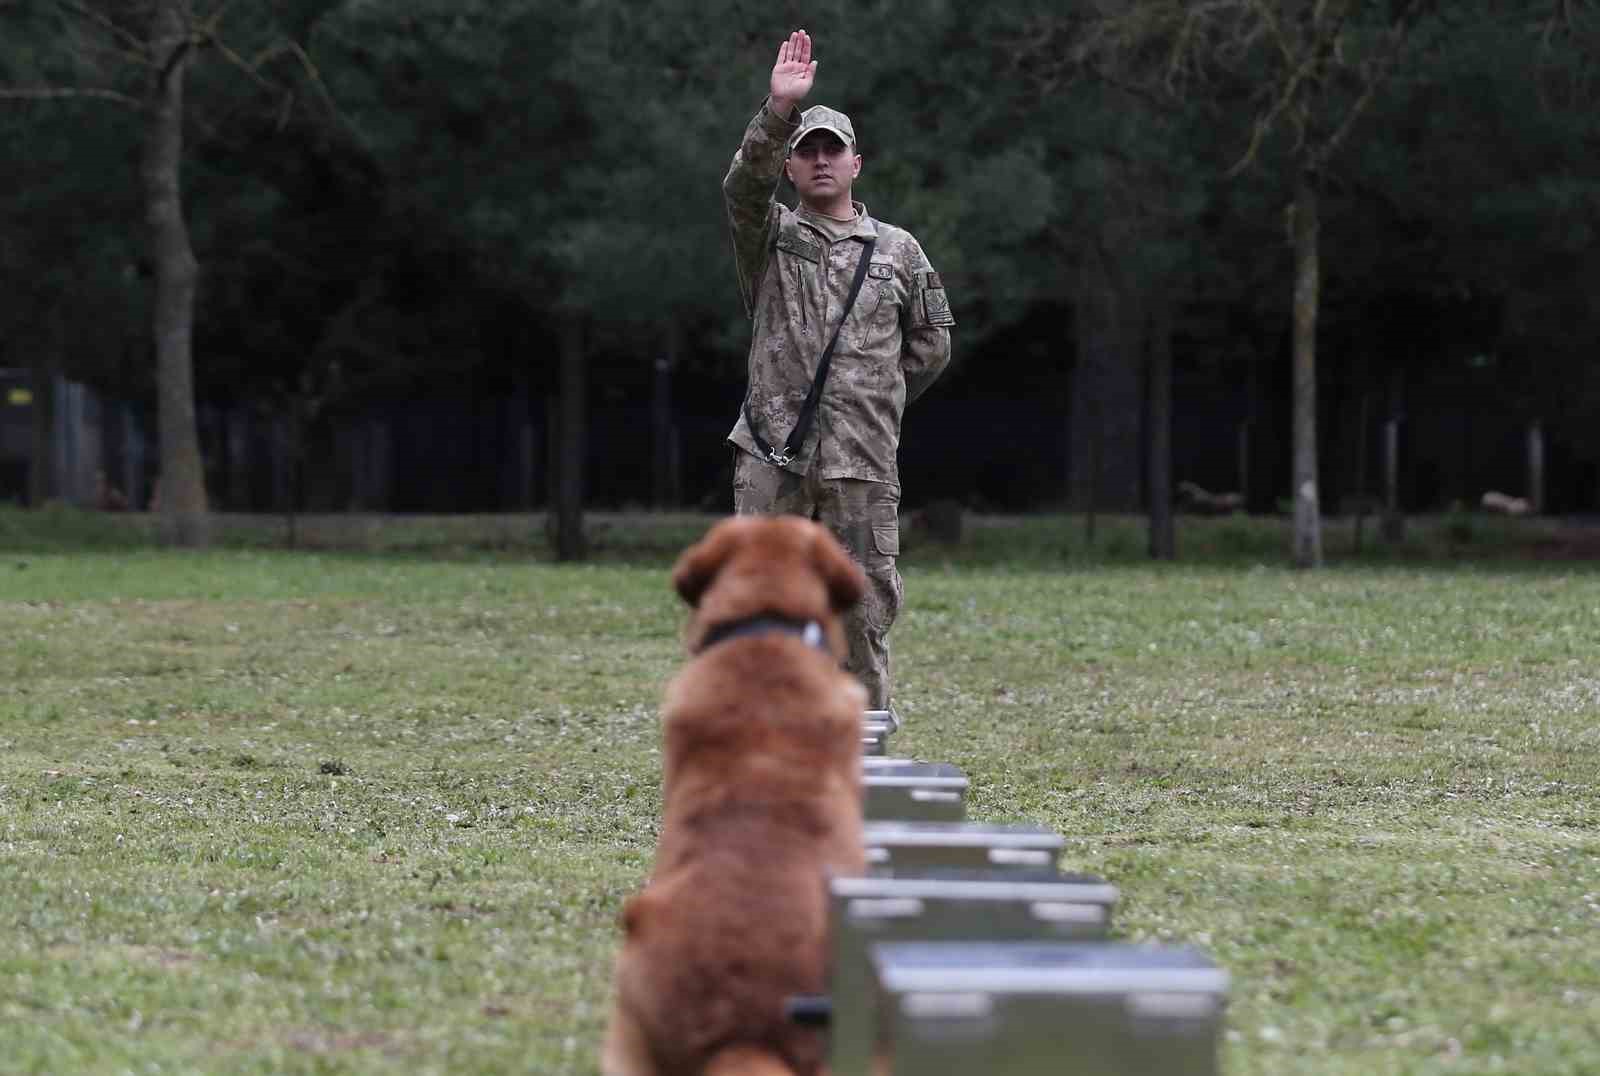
601, 515, 870, 1076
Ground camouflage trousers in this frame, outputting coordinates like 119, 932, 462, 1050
732, 449, 903, 709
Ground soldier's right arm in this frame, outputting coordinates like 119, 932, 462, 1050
723, 31, 814, 316
722, 100, 799, 316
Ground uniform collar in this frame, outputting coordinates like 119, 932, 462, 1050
797, 201, 878, 241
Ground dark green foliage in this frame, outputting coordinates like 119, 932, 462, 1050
4, 0, 1600, 500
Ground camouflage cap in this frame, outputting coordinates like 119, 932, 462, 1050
787, 105, 857, 154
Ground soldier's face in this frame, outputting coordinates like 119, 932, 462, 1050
786, 132, 861, 205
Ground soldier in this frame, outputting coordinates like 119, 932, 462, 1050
723, 28, 954, 712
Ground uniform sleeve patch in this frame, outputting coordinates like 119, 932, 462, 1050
925, 271, 942, 289
923, 286, 954, 327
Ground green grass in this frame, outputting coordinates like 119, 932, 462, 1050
2, 509, 1598, 1073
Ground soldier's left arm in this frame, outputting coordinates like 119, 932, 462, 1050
901, 253, 954, 403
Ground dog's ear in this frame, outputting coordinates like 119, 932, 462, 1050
812, 527, 867, 611
672, 519, 743, 607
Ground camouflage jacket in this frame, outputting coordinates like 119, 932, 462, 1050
723, 98, 954, 486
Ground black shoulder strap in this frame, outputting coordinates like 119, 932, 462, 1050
744, 237, 877, 467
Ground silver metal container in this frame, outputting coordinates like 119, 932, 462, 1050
869, 941, 1228, 1076
861, 757, 922, 772
863, 821, 1065, 876
825, 875, 1120, 1076
864, 708, 900, 733
860, 720, 892, 757
862, 762, 969, 822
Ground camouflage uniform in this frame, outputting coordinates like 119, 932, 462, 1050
723, 98, 954, 708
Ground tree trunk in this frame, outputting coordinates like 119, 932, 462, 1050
1146, 299, 1175, 560
225, 407, 250, 512
1382, 367, 1405, 543
1236, 420, 1251, 510
518, 412, 537, 510
1072, 241, 1103, 527
27, 359, 56, 508
1290, 169, 1323, 568
1240, 345, 1260, 510
555, 317, 587, 561
1071, 239, 1142, 521
270, 415, 292, 514
284, 406, 302, 549
546, 393, 560, 513
1108, 279, 1145, 512
144, 0, 208, 547
1086, 400, 1101, 546
512, 376, 535, 510
1353, 392, 1371, 552
1526, 419, 1544, 515
122, 402, 148, 513
653, 322, 680, 509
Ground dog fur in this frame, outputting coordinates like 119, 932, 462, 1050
601, 516, 870, 1076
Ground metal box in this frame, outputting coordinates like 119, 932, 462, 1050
862, 757, 923, 772
825, 875, 1120, 1076
863, 708, 900, 733
861, 719, 892, 757
862, 762, 969, 822
863, 821, 1065, 876
869, 941, 1228, 1076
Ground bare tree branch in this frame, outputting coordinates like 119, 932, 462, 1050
1226, 36, 1323, 176
206, 30, 345, 127
1247, 0, 1297, 67
56, 0, 150, 59
1314, 0, 1432, 167
1086, 58, 1190, 113
208, 33, 285, 95
199, 0, 243, 35
280, 38, 344, 123
155, 37, 193, 90
0, 85, 142, 107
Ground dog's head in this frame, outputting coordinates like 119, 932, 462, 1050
672, 515, 866, 658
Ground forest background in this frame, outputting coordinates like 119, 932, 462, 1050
2, 0, 1598, 566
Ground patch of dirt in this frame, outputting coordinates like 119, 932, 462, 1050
285, 1030, 408, 1056
126, 945, 203, 970
47, 944, 203, 970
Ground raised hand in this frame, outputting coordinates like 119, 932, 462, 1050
769, 29, 816, 118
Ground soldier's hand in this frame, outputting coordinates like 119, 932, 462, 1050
769, 29, 816, 119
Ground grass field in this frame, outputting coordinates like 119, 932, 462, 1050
2, 508, 1598, 1074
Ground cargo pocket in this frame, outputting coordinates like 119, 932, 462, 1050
871, 503, 900, 557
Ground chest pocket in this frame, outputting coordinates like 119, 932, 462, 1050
772, 229, 822, 325
858, 258, 902, 337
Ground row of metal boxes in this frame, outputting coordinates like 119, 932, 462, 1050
841, 711, 1229, 1075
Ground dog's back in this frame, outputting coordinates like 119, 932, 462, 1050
613, 634, 864, 1076
602, 517, 869, 1076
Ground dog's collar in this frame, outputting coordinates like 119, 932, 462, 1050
700, 614, 828, 654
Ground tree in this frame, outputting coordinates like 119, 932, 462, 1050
1, 11, 147, 508
1346, 1, 1600, 517
985, 2, 1226, 556
141, 0, 206, 543
1073, 0, 1440, 566
1, 0, 338, 544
